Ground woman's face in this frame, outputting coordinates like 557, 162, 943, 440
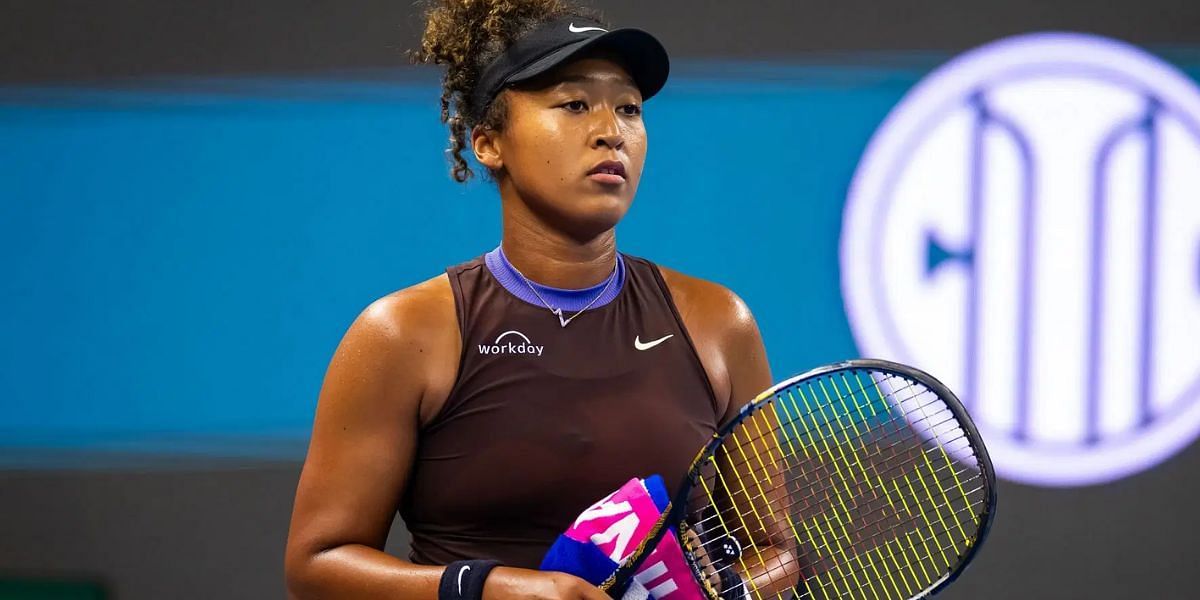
474, 56, 647, 240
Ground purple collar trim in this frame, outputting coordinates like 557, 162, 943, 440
484, 246, 626, 312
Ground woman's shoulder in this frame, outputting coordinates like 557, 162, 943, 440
347, 273, 461, 423
341, 273, 458, 364
652, 263, 756, 334
365, 273, 454, 326
351, 248, 479, 348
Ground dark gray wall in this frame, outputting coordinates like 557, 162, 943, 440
5, 440, 1200, 599
0, 460, 410, 599
3, 0, 1200, 81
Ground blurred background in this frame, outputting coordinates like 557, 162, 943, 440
3, 1, 1200, 598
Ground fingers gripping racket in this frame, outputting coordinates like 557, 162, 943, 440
600, 359, 996, 600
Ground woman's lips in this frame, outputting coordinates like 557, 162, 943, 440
587, 160, 627, 185
587, 172, 626, 185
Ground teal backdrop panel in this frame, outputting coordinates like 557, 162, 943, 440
2, 57, 1195, 462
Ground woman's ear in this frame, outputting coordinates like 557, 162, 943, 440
471, 125, 503, 173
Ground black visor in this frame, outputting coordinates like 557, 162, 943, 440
469, 17, 670, 119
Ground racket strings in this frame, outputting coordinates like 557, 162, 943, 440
714, 389, 972, 506
764, 377, 979, 598
700, 494, 988, 597
690, 455, 988, 598
691, 477, 988, 576
709, 417, 977, 539
691, 460, 986, 548
767, 382, 978, 596
684, 370, 991, 600
689, 380, 974, 535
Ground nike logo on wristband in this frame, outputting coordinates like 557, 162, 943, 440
457, 565, 470, 595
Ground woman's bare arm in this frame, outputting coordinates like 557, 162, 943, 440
284, 276, 457, 598
284, 275, 610, 600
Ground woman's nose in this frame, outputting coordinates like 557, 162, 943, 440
591, 111, 625, 150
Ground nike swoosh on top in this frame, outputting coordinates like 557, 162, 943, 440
568, 23, 609, 33
634, 334, 674, 351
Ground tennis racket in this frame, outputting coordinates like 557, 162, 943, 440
600, 358, 996, 600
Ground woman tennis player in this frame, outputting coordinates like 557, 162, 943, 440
284, 1, 793, 598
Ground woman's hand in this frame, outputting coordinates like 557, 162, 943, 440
483, 568, 610, 600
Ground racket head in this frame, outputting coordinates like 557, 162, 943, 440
602, 358, 996, 600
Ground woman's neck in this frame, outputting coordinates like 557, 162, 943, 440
500, 197, 619, 289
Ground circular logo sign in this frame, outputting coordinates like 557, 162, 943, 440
841, 33, 1200, 487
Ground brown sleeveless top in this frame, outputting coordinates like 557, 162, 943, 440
400, 253, 720, 568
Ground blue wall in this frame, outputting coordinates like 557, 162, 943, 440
3, 56, 1197, 461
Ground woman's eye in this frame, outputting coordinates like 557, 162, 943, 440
563, 100, 587, 112
619, 104, 642, 116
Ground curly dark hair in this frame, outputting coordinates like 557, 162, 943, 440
411, 0, 604, 183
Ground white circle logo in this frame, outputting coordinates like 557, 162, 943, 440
841, 33, 1200, 487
